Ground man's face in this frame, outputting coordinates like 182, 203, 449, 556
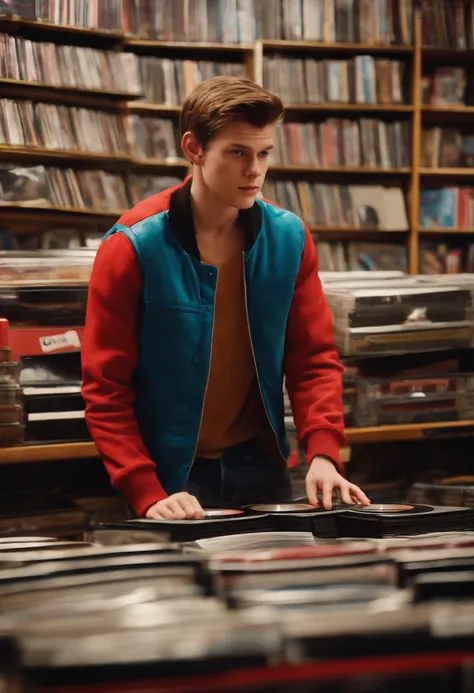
198, 121, 275, 210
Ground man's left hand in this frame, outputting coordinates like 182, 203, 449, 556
306, 456, 370, 510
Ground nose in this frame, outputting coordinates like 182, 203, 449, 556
245, 155, 262, 179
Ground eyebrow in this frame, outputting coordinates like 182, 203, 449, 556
229, 143, 274, 150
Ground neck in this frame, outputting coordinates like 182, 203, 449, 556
190, 172, 239, 235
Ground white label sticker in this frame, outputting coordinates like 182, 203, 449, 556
39, 330, 81, 353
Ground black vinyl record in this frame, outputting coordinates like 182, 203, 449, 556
348, 503, 435, 516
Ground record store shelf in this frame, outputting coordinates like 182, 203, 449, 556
1, 420, 474, 465
125, 39, 254, 53
259, 40, 414, 54
0, 79, 142, 104
268, 165, 412, 176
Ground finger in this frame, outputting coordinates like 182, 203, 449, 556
322, 481, 334, 510
177, 498, 201, 519
189, 495, 205, 519
151, 504, 176, 520
306, 476, 319, 506
349, 485, 371, 506
145, 507, 165, 520
164, 500, 187, 520
339, 483, 354, 506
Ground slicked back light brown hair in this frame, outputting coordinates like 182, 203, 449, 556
180, 76, 284, 148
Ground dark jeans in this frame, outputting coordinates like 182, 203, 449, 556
185, 438, 293, 508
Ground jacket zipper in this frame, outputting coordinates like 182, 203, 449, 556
183, 267, 219, 486
242, 253, 286, 464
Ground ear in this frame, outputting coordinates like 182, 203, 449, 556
181, 132, 204, 166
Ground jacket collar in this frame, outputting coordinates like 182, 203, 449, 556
168, 177, 262, 260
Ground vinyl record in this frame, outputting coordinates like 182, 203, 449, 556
248, 503, 316, 513
350, 503, 434, 515
203, 509, 245, 518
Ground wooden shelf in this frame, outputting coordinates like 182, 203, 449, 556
422, 105, 474, 114
0, 147, 189, 171
2, 419, 474, 464
419, 228, 474, 235
0, 79, 141, 105
0, 17, 125, 43
126, 102, 413, 117
126, 39, 253, 53
346, 420, 474, 444
261, 40, 414, 54
420, 168, 474, 177
126, 102, 182, 116
131, 157, 190, 170
422, 47, 474, 62
0, 442, 99, 465
309, 226, 408, 234
0, 204, 125, 228
0, 146, 132, 169
270, 165, 411, 176
284, 103, 413, 113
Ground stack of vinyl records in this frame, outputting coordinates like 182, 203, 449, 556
247, 503, 344, 539
1, 527, 474, 690
105, 503, 350, 543
336, 503, 474, 538
282, 601, 474, 674
0, 495, 87, 541
393, 546, 474, 590
0, 251, 94, 286
204, 542, 399, 613
319, 270, 407, 285
0, 359, 24, 446
105, 510, 276, 543
323, 282, 474, 357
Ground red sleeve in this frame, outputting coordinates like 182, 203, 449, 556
284, 223, 346, 471
82, 231, 168, 516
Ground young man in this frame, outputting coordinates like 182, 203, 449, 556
82, 76, 370, 520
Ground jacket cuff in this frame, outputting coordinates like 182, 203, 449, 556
121, 467, 168, 517
305, 430, 343, 473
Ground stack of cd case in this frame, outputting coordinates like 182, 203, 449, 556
324, 283, 474, 357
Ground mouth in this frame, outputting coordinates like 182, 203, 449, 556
238, 186, 259, 192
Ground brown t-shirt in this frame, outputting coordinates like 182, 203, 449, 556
196, 251, 267, 458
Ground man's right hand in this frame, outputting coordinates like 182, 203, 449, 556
145, 492, 205, 520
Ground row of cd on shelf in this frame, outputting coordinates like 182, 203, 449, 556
2, 165, 474, 235
1, 33, 413, 107
126, 0, 414, 45
3, 31, 473, 113
2, 0, 472, 52
1, 101, 411, 170
1, 0, 415, 45
3, 165, 474, 237
7, 96, 474, 175
4, 0, 468, 52
318, 239, 474, 275
2, 167, 409, 230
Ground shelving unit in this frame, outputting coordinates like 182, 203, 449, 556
2, 3, 474, 463
2, 419, 474, 466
